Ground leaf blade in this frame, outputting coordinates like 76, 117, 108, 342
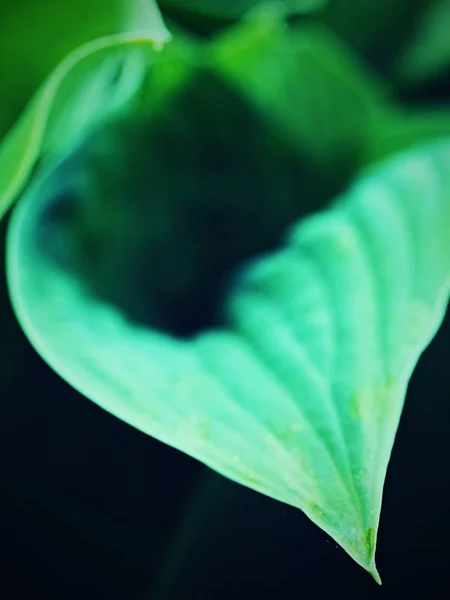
7, 137, 450, 580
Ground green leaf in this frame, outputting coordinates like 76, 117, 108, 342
0, 0, 170, 139
316, 0, 416, 57
0, 0, 170, 222
161, 0, 326, 19
395, 0, 450, 85
211, 17, 386, 168
7, 137, 450, 581
362, 107, 450, 164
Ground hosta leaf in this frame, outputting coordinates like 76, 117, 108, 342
0, 0, 126, 139
0, 0, 170, 221
316, 0, 421, 59
161, 0, 326, 19
211, 16, 386, 168
395, 0, 450, 85
0, 219, 22, 393
362, 107, 450, 164
7, 137, 450, 581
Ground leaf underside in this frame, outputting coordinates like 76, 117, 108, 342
7, 138, 450, 582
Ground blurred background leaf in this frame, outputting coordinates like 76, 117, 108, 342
395, 0, 450, 86
0, 0, 135, 140
0, 0, 170, 222
212, 17, 386, 191
315, 0, 430, 71
362, 106, 450, 163
161, 0, 326, 20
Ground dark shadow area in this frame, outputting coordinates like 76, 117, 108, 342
397, 68, 450, 109
1, 1, 450, 595
37, 72, 351, 338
